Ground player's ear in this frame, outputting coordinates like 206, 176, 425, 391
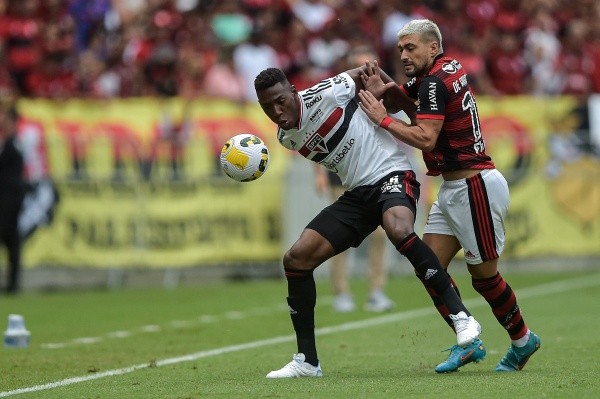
291, 85, 297, 94
430, 41, 439, 56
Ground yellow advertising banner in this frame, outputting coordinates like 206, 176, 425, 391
14, 95, 600, 268
17, 98, 288, 267
474, 96, 600, 258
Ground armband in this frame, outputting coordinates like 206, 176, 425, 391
379, 116, 394, 129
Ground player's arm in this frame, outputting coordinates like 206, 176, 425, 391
353, 61, 417, 117
358, 88, 442, 152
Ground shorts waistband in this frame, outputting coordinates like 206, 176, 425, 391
441, 168, 496, 188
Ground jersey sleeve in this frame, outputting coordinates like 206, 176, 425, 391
416, 75, 448, 120
402, 77, 419, 99
331, 72, 356, 105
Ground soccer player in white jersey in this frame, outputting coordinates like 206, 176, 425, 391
254, 66, 485, 378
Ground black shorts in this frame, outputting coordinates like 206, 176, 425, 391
306, 171, 420, 254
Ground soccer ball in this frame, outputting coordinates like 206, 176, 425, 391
220, 133, 270, 182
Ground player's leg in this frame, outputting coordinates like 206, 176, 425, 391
468, 259, 541, 371
364, 226, 395, 312
378, 172, 480, 347
421, 234, 486, 373
383, 206, 480, 344
267, 201, 363, 378
266, 228, 332, 378
422, 231, 462, 328
447, 170, 540, 371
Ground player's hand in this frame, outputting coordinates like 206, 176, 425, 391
358, 89, 389, 126
360, 60, 396, 99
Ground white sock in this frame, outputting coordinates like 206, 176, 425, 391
512, 330, 530, 348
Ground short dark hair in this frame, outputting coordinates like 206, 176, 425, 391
254, 68, 288, 92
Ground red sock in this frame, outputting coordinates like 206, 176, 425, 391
472, 273, 528, 340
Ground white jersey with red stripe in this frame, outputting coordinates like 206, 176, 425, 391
277, 72, 413, 190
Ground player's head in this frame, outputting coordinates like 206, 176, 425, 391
396, 19, 443, 77
255, 68, 299, 131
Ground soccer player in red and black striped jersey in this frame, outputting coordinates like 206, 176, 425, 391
358, 19, 540, 373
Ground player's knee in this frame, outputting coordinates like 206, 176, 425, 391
384, 224, 414, 247
283, 247, 318, 270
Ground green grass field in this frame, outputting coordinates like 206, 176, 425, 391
1, 270, 599, 398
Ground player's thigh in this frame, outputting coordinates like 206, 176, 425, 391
305, 202, 376, 257
438, 169, 509, 265
423, 232, 461, 268
285, 228, 336, 270
423, 200, 461, 267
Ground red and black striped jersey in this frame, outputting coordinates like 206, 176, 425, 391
401, 55, 495, 176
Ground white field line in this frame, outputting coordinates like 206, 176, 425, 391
1, 273, 599, 398
39, 303, 291, 349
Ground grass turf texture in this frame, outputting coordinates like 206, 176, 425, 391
1, 271, 599, 398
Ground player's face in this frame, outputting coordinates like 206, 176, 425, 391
397, 33, 438, 77
257, 83, 300, 131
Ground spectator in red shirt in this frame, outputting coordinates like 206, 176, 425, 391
486, 28, 531, 94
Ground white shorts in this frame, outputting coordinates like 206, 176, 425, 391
423, 169, 509, 265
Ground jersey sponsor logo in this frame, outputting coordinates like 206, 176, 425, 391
322, 138, 355, 170
428, 82, 438, 111
305, 95, 322, 109
309, 108, 323, 123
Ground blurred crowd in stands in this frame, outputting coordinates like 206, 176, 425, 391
1, 0, 599, 102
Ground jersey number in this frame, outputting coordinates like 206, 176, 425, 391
462, 91, 485, 153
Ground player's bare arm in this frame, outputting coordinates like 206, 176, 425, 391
346, 61, 415, 117
358, 89, 441, 152
358, 61, 417, 117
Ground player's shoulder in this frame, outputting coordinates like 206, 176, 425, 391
429, 56, 465, 79
300, 73, 352, 96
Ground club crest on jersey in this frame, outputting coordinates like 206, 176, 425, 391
306, 134, 329, 153
442, 59, 462, 74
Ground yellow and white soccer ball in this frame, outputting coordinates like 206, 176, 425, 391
220, 133, 270, 182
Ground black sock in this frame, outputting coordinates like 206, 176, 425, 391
397, 233, 469, 316
284, 268, 318, 366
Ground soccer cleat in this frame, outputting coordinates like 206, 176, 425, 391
450, 311, 482, 346
266, 353, 323, 378
435, 338, 487, 373
364, 290, 395, 312
333, 293, 356, 313
495, 332, 541, 371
